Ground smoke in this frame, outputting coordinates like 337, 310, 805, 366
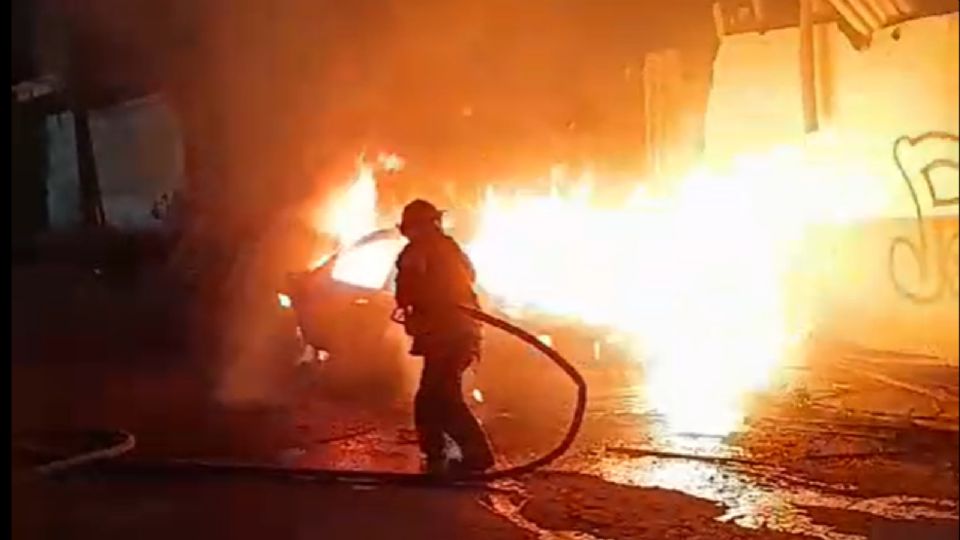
212, 205, 420, 411
213, 214, 312, 409
43, 0, 718, 205
46, 0, 716, 244
47, 0, 719, 408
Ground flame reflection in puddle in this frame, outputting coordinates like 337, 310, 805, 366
590, 434, 957, 540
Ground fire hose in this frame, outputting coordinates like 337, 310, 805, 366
26, 305, 588, 487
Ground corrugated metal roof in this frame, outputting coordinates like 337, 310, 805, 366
824, 0, 913, 34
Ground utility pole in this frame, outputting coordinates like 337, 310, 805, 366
799, 0, 819, 133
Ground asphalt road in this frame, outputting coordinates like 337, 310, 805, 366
11, 262, 959, 539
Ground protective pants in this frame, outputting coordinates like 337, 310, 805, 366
414, 340, 494, 468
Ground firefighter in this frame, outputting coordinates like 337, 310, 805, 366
393, 199, 495, 474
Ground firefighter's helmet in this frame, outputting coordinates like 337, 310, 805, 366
399, 199, 443, 235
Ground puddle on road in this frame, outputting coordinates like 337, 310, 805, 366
556, 364, 959, 539
583, 436, 957, 540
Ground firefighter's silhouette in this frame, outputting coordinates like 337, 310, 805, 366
393, 199, 495, 474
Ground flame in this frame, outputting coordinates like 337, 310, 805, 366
467, 171, 798, 435
320, 157, 379, 248
313, 156, 405, 289
313, 137, 885, 436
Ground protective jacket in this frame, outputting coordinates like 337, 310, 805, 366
394, 230, 481, 355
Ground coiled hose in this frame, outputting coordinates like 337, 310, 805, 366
31, 305, 587, 487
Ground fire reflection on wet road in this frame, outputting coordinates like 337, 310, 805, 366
289, 357, 958, 540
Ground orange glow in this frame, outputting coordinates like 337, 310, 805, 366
312, 138, 892, 435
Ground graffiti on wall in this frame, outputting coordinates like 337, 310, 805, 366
887, 131, 959, 303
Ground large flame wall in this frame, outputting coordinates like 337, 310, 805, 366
307, 13, 958, 434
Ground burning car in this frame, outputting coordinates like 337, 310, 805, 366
281, 228, 404, 364
278, 223, 620, 391
275, 222, 618, 422
274, 143, 845, 434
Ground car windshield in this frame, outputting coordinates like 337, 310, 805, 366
331, 234, 407, 291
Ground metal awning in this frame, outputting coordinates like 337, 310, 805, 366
714, 0, 956, 41
823, 0, 914, 35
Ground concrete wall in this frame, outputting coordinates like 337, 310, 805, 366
705, 13, 958, 362
45, 95, 185, 230
706, 12, 957, 217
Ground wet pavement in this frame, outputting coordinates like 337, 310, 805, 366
11, 263, 960, 539
276, 357, 959, 539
